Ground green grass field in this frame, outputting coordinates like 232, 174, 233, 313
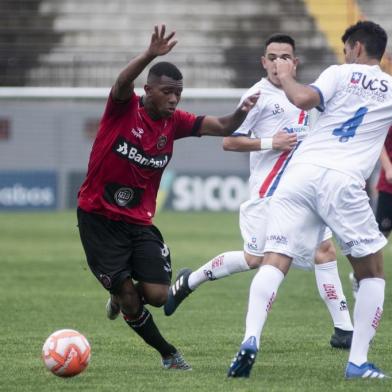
1, 211, 391, 392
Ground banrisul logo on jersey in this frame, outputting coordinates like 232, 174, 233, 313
347, 72, 389, 102
114, 137, 171, 169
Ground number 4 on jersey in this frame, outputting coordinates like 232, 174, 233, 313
332, 107, 368, 143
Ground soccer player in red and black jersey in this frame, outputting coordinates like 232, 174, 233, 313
77, 24, 259, 370
376, 126, 392, 238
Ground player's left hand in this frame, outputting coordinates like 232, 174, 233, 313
147, 24, 178, 57
239, 92, 260, 113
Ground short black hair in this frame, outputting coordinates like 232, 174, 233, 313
148, 61, 183, 80
341, 20, 387, 60
264, 34, 296, 52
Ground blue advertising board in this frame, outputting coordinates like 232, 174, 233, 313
0, 171, 57, 210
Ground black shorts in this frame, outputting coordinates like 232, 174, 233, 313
376, 191, 392, 234
77, 208, 172, 293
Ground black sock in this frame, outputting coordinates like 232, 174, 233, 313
123, 306, 176, 357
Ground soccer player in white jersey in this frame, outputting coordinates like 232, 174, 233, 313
228, 21, 392, 380
164, 34, 354, 349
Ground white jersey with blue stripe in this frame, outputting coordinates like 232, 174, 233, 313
290, 63, 392, 184
235, 78, 310, 200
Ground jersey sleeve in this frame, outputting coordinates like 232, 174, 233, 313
102, 90, 139, 119
309, 65, 340, 112
173, 110, 204, 139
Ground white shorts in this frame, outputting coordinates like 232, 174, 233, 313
264, 163, 387, 263
239, 196, 332, 270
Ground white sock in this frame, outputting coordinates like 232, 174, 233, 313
349, 278, 385, 366
315, 261, 353, 331
188, 251, 250, 290
243, 264, 285, 349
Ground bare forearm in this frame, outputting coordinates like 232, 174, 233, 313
279, 77, 317, 110
199, 93, 259, 136
223, 136, 261, 151
223, 130, 297, 152
113, 51, 156, 100
112, 25, 178, 101
217, 108, 250, 136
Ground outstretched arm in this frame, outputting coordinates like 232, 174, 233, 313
275, 58, 320, 110
199, 93, 260, 136
112, 25, 178, 102
223, 131, 297, 152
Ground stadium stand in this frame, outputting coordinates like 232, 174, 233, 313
305, 0, 392, 73
1, 0, 337, 87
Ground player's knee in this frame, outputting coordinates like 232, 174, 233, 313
315, 239, 336, 263
244, 252, 263, 269
143, 286, 169, 307
116, 280, 140, 316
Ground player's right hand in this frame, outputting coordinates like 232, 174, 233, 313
272, 130, 297, 151
275, 58, 295, 81
147, 24, 178, 57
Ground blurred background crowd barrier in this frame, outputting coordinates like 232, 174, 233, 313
0, 0, 391, 211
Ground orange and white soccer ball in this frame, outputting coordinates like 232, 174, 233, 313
42, 329, 91, 377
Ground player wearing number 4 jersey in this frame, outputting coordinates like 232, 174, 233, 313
228, 21, 392, 380
165, 34, 354, 350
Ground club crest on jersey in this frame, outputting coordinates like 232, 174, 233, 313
114, 187, 135, 206
350, 72, 362, 84
157, 135, 167, 150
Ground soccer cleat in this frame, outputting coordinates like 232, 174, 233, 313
349, 272, 359, 300
162, 351, 192, 370
106, 296, 120, 320
164, 268, 193, 316
330, 327, 353, 349
345, 361, 390, 379
227, 336, 258, 378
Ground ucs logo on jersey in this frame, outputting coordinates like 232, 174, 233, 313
350, 72, 388, 92
247, 236, 258, 251
272, 103, 284, 115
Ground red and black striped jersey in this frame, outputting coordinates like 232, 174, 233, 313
78, 92, 202, 224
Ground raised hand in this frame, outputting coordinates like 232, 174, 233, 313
275, 58, 295, 81
147, 24, 178, 57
